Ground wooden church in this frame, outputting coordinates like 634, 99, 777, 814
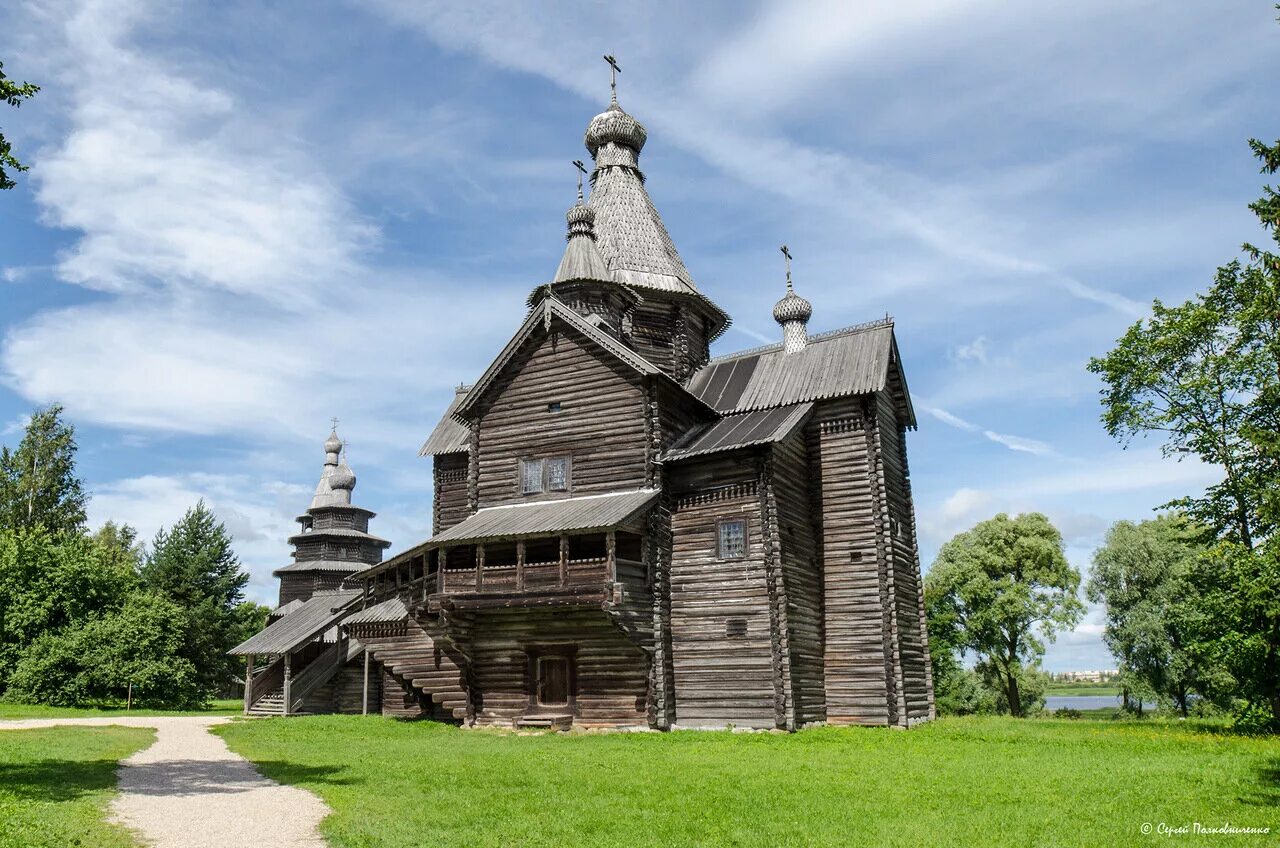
232, 80, 934, 730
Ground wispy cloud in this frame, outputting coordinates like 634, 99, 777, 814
925, 405, 1054, 456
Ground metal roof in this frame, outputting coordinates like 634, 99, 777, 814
229, 590, 360, 656
273, 559, 371, 576
420, 386, 471, 457
662, 403, 812, 462
343, 596, 410, 626
431, 488, 660, 545
686, 320, 913, 424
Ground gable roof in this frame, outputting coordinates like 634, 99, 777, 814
420, 387, 471, 456
229, 590, 360, 656
662, 402, 813, 462
685, 319, 915, 426
452, 297, 704, 420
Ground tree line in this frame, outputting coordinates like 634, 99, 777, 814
0, 406, 268, 708
926, 134, 1279, 732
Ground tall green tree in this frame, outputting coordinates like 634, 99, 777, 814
1089, 134, 1280, 729
141, 501, 248, 697
925, 513, 1084, 717
1087, 515, 1203, 716
0, 60, 39, 191
0, 404, 88, 534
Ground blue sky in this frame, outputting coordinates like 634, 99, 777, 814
1, 0, 1275, 671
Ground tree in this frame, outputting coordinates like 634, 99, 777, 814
1087, 515, 1203, 716
1089, 134, 1280, 729
141, 501, 248, 697
5, 591, 200, 708
0, 525, 137, 687
925, 513, 1084, 717
0, 60, 39, 190
0, 404, 88, 535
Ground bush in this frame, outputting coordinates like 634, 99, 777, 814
1054, 708, 1084, 720
5, 591, 202, 708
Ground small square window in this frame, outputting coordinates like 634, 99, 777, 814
547, 402, 562, 413
725, 618, 748, 638
546, 456, 569, 491
520, 459, 543, 494
717, 518, 746, 560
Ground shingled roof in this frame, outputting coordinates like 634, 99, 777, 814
685, 319, 915, 426
420, 386, 471, 457
229, 590, 360, 656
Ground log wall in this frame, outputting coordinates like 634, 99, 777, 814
809, 397, 892, 725
474, 326, 648, 506
768, 428, 826, 726
433, 453, 469, 533
875, 392, 934, 722
668, 457, 775, 728
467, 608, 649, 728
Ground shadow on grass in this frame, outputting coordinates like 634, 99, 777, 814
1241, 757, 1280, 808
0, 758, 120, 802
116, 759, 355, 797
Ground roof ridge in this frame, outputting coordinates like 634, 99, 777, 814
705, 316, 894, 365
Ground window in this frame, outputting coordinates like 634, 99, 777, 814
725, 618, 748, 638
520, 456, 571, 494
520, 459, 543, 494
717, 518, 746, 560
546, 456, 569, 491
547, 402, 562, 413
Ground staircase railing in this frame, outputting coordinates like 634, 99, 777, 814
287, 639, 361, 714
246, 656, 285, 712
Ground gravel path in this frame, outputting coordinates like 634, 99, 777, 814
0, 716, 330, 848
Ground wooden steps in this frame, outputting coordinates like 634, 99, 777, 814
358, 620, 468, 721
515, 714, 573, 731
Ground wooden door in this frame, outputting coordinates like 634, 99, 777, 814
538, 656, 570, 706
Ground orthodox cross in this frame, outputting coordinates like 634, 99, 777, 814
603, 54, 621, 102
329, 416, 340, 431
573, 159, 587, 200
780, 245, 794, 291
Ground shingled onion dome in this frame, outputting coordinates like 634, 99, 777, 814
773, 279, 813, 354
584, 93, 648, 157
330, 461, 356, 494
553, 191, 614, 284
323, 430, 342, 462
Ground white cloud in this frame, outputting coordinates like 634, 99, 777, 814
925, 405, 1054, 456
86, 471, 309, 604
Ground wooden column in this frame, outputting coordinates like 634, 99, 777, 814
559, 535, 569, 587
516, 540, 526, 591
282, 652, 293, 717
605, 530, 617, 584
362, 649, 370, 716
475, 544, 485, 591
438, 548, 448, 594
244, 654, 255, 713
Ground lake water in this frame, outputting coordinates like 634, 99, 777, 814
1045, 695, 1153, 711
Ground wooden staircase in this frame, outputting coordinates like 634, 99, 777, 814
358, 619, 469, 721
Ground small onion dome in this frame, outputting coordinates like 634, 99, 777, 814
324, 430, 342, 455
330, 462, 356, 491
585, 101, 647, 156
772, 285, 813, 325
566, 201, 597, 239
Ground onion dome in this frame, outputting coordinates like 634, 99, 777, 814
330, 462, 356, 491
566, 199, 597, 240
773, 283, 813, 324
323, 430, 342, 458
585, 98, 647, 156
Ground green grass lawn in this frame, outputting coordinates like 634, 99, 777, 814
0, 725, 154, 848
215, 715, 1280, 848
0, 698, 242, 719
